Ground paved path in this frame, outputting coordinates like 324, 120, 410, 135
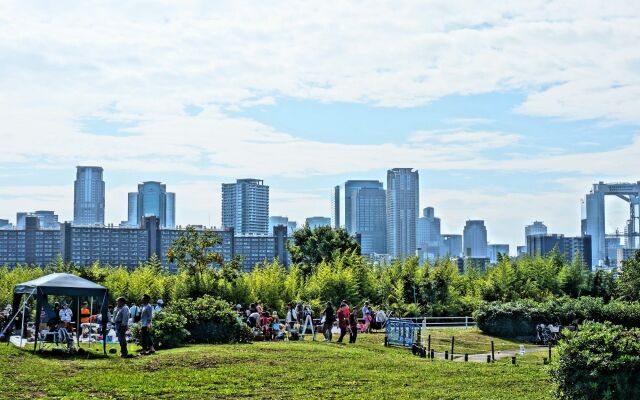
431, 347, 549, 362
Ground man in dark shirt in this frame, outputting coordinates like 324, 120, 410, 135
336, 302, 348, 343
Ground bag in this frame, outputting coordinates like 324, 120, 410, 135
331, 326, 340, 335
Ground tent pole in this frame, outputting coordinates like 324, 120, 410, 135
88, 296, 93, 351
102, 291, 107, 355
76, 296, 80, 349
33, 293, 42, 353
20, 296, 26, 347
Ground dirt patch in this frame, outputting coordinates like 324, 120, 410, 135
141, 354, 221, 372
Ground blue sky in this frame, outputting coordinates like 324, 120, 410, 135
0, 1, 639, 252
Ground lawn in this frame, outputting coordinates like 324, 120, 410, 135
0, 330, 554, 400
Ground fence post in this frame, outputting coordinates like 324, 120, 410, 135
512, 356, 516, 365
543, 357, 548, 365
427, 334, 431, 355
465, 316, 468, 329
445, 350, 449, 360
430, 349, 434, 360
464, 353, 468, 362
491, 340, 495, 362
487, 354, 491, 363
451, 336, 455, 360
548, 342, 552, 362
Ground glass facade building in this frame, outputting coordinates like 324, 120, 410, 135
73, 166, 105, 226
386, 169, 419, 260
222, 179, 269, 235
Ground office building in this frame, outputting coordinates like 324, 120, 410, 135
517, 246, 527, 257
527, 234, 592, 269
17, 211, 60, 229
417, 207, 441, 262
222, 179, 269, 235
287, 221, 298, 235
487, 244, 510, 263
305, 216, 331, 230
129, 181, 176, 228
331, 185, 340, 229
344, 180, 383, 234
525, 221, 548, 248
0, 219, 10, 229
269, 216, 289, 232
463, 220, 488, 258
386, 168, 419, 259
73, 166, 105, 226
352, 187, 386, 255
441, 234, 462, 257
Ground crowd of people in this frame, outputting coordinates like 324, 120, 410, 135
236, 300, 389, 344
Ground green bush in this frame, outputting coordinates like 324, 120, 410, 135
168, 295, 251, 344
129, 310, 189, 349
475, 297, 640, 337
551, 322, 640, 399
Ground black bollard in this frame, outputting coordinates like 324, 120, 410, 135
487, 355, 491, 363
543, 357, 548, 365
451, 336, 455, 361
445, 350, 449, 360
464, 353, 469, 362
384, 337, 388, 347
548, 342, 552, 362
421, 347, 427, 358
491, 340, 495, 362
430, 349, 435, 359
428, 334, 431, 355
512, 356, 516, 365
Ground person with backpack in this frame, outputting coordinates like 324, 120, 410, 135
321, 301, 334, 342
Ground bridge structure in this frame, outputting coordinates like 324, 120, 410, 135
584, 182, 640, 267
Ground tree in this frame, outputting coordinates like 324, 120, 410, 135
166, 226, 225, 297
286, 225, 360, 275
618, 250, 640, 301
560, 253, 589, 298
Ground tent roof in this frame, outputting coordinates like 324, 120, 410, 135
14, 273, 108, 296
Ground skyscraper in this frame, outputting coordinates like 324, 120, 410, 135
463, 220, 488, 258
331, 185, 340, 229
386, 168, 419, 259
17, 211, 60, 229
305, 216, 331, 230
417, 207, 441, 261
525, 221, 548, 244
221, 179, 269, 235
441, 234, 462, 257
73, 166, 105, 226
352, 187, 386, 254
487, 244, 510, 263
129, 182, 176, 228
344, 180, 383, 234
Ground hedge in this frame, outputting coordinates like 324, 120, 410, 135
474, 297, 640, 337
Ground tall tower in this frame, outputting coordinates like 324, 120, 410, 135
463, 220, 488, 258
386, 168, 419, 259
345, 180, 383, 234
525, 221, 547, 244
221, 179, 269, 235
417, 207, 441, 261
331, 185, 341, 229
73, 166, 105, 226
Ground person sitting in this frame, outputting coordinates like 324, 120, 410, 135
271, 317, 285, 341
260, 312, 273, 340
55, 320, 76, 353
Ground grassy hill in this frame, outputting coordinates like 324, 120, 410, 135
0, 330, 553, 399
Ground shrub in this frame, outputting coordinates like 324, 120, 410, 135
551, 322, 640, 399
475, 297, 640, 337
129, 310, 189, 349
168, 295, 251, 344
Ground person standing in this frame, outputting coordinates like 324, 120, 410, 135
140, 294, 156, 355
59, 302, 73, 328
114, 297, 130, 358
336, 302, 348, 343
348, 309, 358, 344
80, 301, 91, 324
129, 302, 139, 325
321, 301, 334, 342
285, 303, 297, 330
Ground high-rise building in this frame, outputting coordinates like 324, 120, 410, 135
525, 221, 548, 244
441, 234, 462, 257
17, 211, 60, 229
352, 187, 386, 255
305, 216, 331, 230
386, 168, 419, 259
487, 244, 510, 263
221, 179, 269, 235
331, 185, 341, 229
287, 221, 298, 235
417, 207, 441, 261
344, 180, 383, 234
463, 220, 488, 258
527, 234, 592, 269
129, 181, 176, 228
269, 216, 289, 232
73, 166, 105, 226
0, 219, 9, 229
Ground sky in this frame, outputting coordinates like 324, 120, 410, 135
1, 1, 640, 253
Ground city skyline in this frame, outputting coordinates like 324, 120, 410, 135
1, 3, 640, 253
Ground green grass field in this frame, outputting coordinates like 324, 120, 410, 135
0, 330, 554, 400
